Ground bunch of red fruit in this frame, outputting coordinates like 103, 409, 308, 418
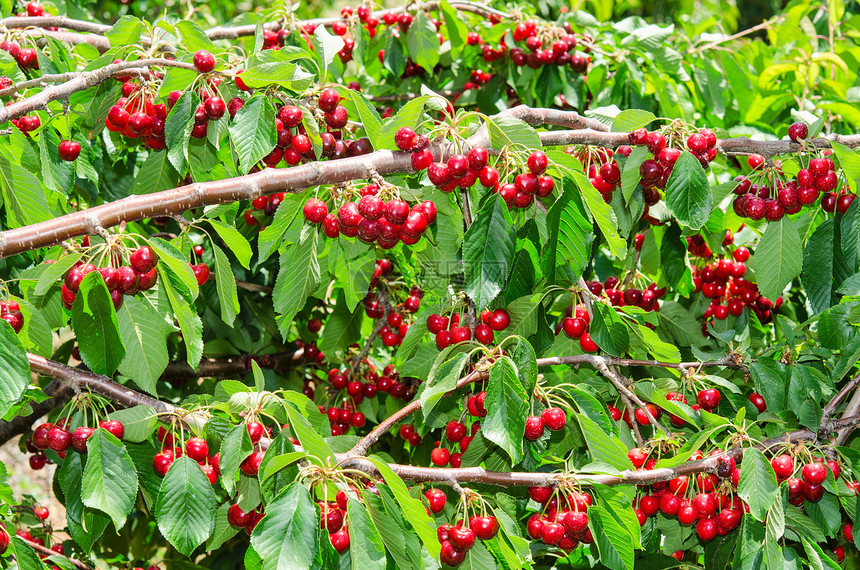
525, 488, 593, 552
558, 303, 597, 352
104, 81, 169, 150
437, 514, 500, 567
0, 300, 24, 333
495, 151, 556, 209
304, 187, 437, 249
427, 308, 510, 350
152, 424, 226, 484
319, 491, 353, 553
243, 192, 286, 228
769, 453, 841, 506
9, 110, 40, 135
524, 406, 567, 440
572, 146, 625, 203
691, 247, 782, 330
430, 419, 481, 468
31, 418, 124, 457
61, 245, 159, 311
0, 38, 39, 70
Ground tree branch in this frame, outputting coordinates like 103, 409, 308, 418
160, 350, 301, 381
20, 537, 93, 570
0, 381, 71, 446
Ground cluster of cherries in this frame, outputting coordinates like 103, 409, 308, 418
525, 488, 593, 552
0, 32, 40, 71
557, 303, 597, 353
426, 307, 510, 350
323, 398, 367, 436
243, 192, 286, 228
152, 424, 228, 484
60, 245, 159, 311
104, 73, 172, 150
429, 418, 481, 468
524, 406, 567, 441
28, 418, 124, 466
436, 513, 500, 567
572, 147, 625, 203
733, 152, 854, 222
690, 244, 781, 329
468, 19, 590, 74
0, 300, 24, 333
769, 453, 842, 507
628, 449, 741, 542
304, 187, 437, 249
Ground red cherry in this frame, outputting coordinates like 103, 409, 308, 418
449, 525, 476, 551
469, 515, 499, 540
33, 505, 49, 520
318, 88, 340, 113
801, 462, 827, 486
246, 421, 265, 443
696, 518, 717, 541
425, 488, 447, 513
58, 140, 81, 161
185, 437, 209, 462
99, 420, 124, 440
129, 246, 158, 273
430, 447, 450, 466
330, 529, 350, 554
440, 540, 466, 567
696, 388, 721, 410
541, 407, 566, 431
527, 151, 548, 175
191, 263, 210, 285
524, 416, 544, 440
771, 454, 794, 479
71, 427, 95, 453
193, 50, 216, 73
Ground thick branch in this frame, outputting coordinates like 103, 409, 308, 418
160, 350, 301, 381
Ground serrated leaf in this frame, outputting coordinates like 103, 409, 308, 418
72, 272, 125, 376
589, 505, 635, 570
250, 482, 318, 570
219, 424, 253, 497
57, 452, 110, 551
212, 244, 240, 326
165, 90, 195, 175
544, 190, 592, 278
318, 294, 363, 363
611, 109, 657, 132
160, 261, 203, 369
257, 191, 306, 262
238, 62, 314, 91
108, 405, 157, 443
664, 151, 711, 229
206, 218, 253, 270
573, 170, 627, 259
130, 150, 179, 195
81, 429, 138, 528
364, 456, 440, 559
229, 96, 277, 174
150, 237, 199, 299
348, 500, 387, 570
576, 413, 631, 471
0, 320, 29, 417
176, 20, 216, 52
621, 145, 650, 203
590, 302, 629, 357
486, 116, 541, 150
117, 295, 172, 395
273, 235, 320, 338
313, 25, 344, 77
155, 456, 216, 557
463, 194, 516, 310
750, 217, 802, 301
406, 11, 440, 72
348, 90, 383, 150
738, 448, 778, 521
483, 357, 528, 463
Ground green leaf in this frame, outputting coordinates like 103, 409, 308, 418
250, 482, 318, 570
621, 145, 650, 203
150, 238, 199, 299
832, 141, 860, 194
165, 90, 195, 175
160, 260, 203, 369
117, 295, 173, 395
130, 150, 179, 195
238, 62, 314, 91
664, 151, 711, 229
575, 413, 631, 471
347, 500, 387, 570
108, 405, 157, 443
105, 16, 142, 45
207, 218, 253, 269
801, 219, 836, 313
34, 253, 80, 296
175, 20, 216, 52
0, 152, 53, 228
589, 505, 635, 570
318, 294, 364, 363
10, 536, 48, 570
483, 357, 529, 463
257, 192, 306, 262
212, 244, 240, 326
155, 456, 216, 557
749, 358, 788, 413
312, 25, 344, 77
611, 109, 656, 132
347, 90, 383, 150
590, 302, 629, 357
543, 190, 592, 278
58, 452, 110, 551
72, 272, 125, 376
364, 456, 441, 558
738, 448, 779, 521
800, 535, 842, 570
219, 424, 254, 496
81, 429, 138, 528
573, 170, 627, 259
486, 116, 541, 150
284, 396, 336, 466
660, 224, 693, 296
331, 239, 376, 311
0, 320, 29, 417
749, 217, 802, 301
406, 11, 440, 72
207, 503, 241, 551
462, 194, 516, 310
273, 235, 320, 338
229, 96, 277, 174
